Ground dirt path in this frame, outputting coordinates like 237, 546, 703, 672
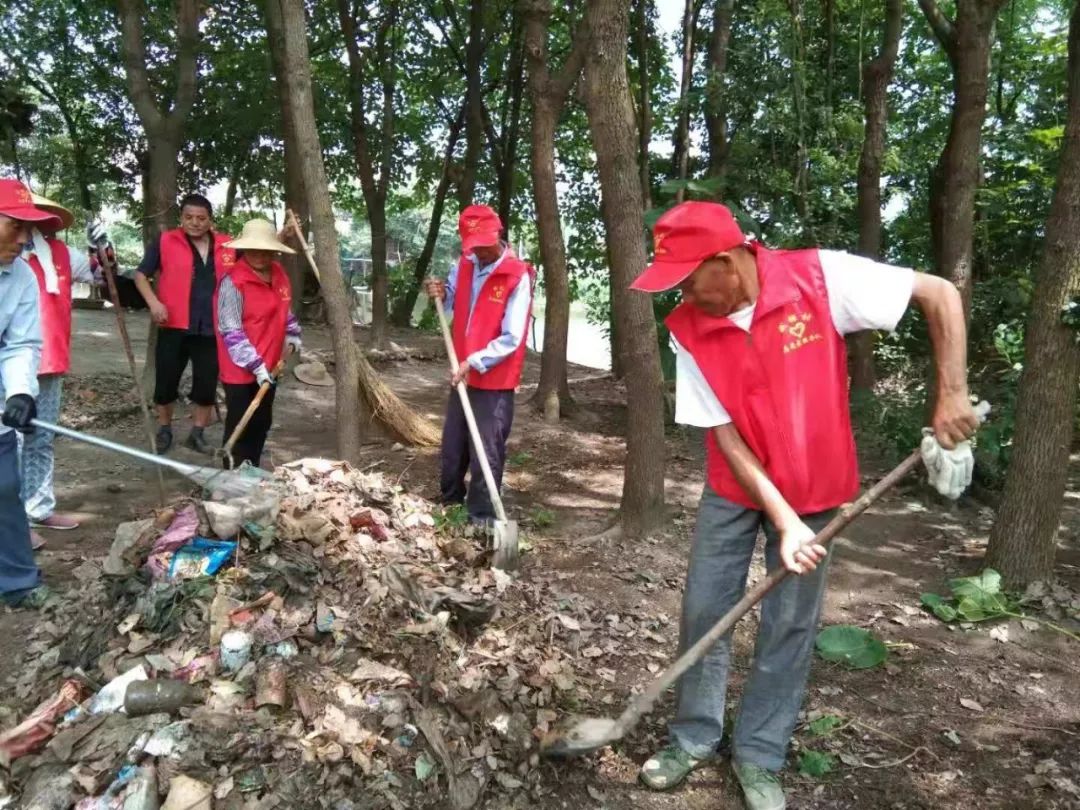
5, 308, 1080, 809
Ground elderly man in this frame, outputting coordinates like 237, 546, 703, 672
632, 202, 979, 810
424, 204, 533, 525
0, 179, 57, 608
19, 193, 100, 546
134, 193, 234, 455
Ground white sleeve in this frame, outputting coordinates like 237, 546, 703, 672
818, 250, 915, 336
67, 244, 94, 284
672, 336, 731, 428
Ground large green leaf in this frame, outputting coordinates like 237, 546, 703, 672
815, 625, 888, 670
948, 569, 1011, 620
921, 592, 958, 622
798, 749, 836, 778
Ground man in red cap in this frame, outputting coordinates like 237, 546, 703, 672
424, 205, 533, 525
0, 178, 59, 608
633, 202, 979, 808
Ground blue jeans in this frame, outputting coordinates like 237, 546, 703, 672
669, 489, 835, 771
0, 430, 41, 601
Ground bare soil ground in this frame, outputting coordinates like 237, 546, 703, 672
3, 308, 1079, 809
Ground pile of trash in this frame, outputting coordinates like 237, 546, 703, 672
0, 458, 674, 809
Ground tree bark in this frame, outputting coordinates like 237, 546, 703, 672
705, 0, 733, 181
458, 0, 487, 207
496, 13, 526, 233
634, 0, 653, 208
391, 106, 466, 327
523, 0, 589, 419
671, 0, 697, 202
583, 0, 667, 537
787, 0, 812, 238
266, 0, 365, 460
851, 0, 902, 393
918, 0, 1007, 318
985, 0, 1080, 587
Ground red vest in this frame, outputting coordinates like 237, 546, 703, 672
666, 246, 858, 514
157, 229, 235, 330
215, 259, 292, 385
451, 252, 534, 391
27, 239, 73, 375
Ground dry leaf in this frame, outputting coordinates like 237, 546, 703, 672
959, 698, 984, 712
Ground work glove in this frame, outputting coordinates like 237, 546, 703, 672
285, 335, 302, 356
920, 400, 990, 500
2, 394, 37, 433
87, 221, 108, 248
254, 365, 275, 387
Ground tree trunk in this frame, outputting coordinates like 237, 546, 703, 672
583, 0, 667, 537
918, 0, 1006, 318
985, 0, 1080, 587
496, 16, 526, 233
787, 0, 812, 237
523, 0, 588, 419
634, 0, 653, 208
851, 0, 902, 394
705, 0, 733, 181
459, 0, 486, 207
266, 0, 365, 460
671, 0, 697, 202
224, 153, 244, 218
390, 105, 466, 326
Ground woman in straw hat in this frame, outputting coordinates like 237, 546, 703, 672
215, 218, 301, 468
20, 192, 101, 546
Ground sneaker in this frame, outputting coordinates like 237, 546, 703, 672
155, 426, 173, 454
6, 585, 55, 610
640, 743, 707, 791
183, 430, 211, 455
31, 514, 80, 530
733, 762, 786, 810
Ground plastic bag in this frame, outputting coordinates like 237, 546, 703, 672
168, 538, 238, 580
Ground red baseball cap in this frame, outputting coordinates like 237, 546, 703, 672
458, 204, 502, 253
631, 201, 748, 292
0, 179, 63, 229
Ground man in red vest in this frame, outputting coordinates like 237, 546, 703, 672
632, 202, 979, 809
134, 194, 234, 455
424, 205, 533, 524
19, 193, 101, 545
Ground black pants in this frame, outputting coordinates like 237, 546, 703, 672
222, 382, 277, 468
154, 328, 218, 407
440, 388, 515, 520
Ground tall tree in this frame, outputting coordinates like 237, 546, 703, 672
705, 0, 734, 180
851, 0, 902, 393
458, 0, 487, 207
114, 0, 199, 237
671, 0, 698, 202
917, 0, 1010, 315
523, 0, 589, 420
985, 0, 1080, 586
583, 0, 667, 536
633, 0, 653, 208
337, 0, 401, 349
786, 0, 812, 236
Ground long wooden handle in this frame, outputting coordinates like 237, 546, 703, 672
285, 209, 321, 283
611, 448, 924, 737
434, 295, 508, 522
223, 360, 285, 455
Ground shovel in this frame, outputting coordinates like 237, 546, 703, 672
220, 359, 286, 470
31, 419, 273, 500
433, 296, 520, 571
539, 448, 925, 758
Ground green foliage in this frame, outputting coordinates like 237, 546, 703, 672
508, 450, 533, 467
529, 507, 555, 529
921, 569, 1014, 623
815, 625, 888, 670
807, 714, 846, 737
798, 749, 837, 778
434, 504, 468, 533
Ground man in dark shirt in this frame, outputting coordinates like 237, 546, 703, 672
134, 194, 234, 454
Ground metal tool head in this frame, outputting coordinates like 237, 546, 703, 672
491, 519, 520, 571
538, 717, 619, 758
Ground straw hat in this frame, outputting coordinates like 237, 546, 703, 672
30, 192, 74, 230
225, 218, 296, 254
294, 360, 334, 387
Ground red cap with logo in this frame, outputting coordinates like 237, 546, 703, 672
631, 201, 747, 292
458, 204, 502, 253
0, 178, 63, 229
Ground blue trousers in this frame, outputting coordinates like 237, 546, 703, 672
669, 489, 835, 771
439, 388, 514, 520
0, 430, 41, 601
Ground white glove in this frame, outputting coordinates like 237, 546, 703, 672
87, 221, 108, 247
285, 335, 302, 356
254, 365, 275, 387
920, 429, 974, 500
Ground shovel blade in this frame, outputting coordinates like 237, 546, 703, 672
539, 717, 619, 758
491, 520, 519, 570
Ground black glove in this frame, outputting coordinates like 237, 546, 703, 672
2, 394, 36, 432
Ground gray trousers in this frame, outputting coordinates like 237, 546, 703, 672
670, 489, 835, 771
18, 373, 63, 521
